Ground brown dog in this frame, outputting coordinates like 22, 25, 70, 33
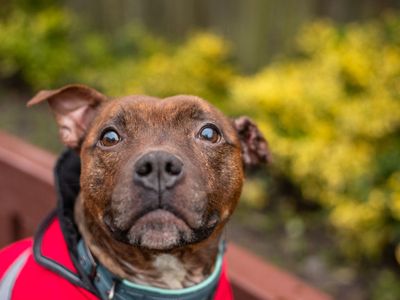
27, 84, 268, 292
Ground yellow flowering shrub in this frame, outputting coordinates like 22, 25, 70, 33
231, 16, 400, 259
0, 8, 77, 88
86, 32, 234, 106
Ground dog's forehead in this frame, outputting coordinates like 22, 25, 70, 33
99, 95, 228, 124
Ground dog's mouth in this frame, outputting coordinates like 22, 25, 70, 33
104, 207, 219, 250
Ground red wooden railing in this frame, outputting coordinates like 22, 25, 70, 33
0, 131, 332, 300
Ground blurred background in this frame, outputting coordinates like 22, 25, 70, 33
1, 0, 400, 299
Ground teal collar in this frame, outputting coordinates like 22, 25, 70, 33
77, 239, 225, 300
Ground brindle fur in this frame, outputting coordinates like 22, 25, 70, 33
28, 85, 268, 289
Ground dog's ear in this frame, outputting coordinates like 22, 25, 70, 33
27, 84, 107, 149
233, 116, 270, 168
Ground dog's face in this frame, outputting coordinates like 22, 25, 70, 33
82, 95, 245, 250
28, 85, 269, 251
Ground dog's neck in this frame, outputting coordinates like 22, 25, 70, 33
74, 195, 221, 289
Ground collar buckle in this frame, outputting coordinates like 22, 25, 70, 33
108, 281, 116, 300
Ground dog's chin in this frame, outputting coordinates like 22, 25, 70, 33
127, 209, 192, 250
106, 209, 217, 251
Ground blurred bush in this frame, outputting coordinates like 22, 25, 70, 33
0, 6, 233, 105
0, 8, 78, 88
85, 31, 234, 106
231, 16, 400, 261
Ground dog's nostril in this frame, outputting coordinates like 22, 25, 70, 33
134, 151, 184, 191
165, 161, 182, 175
136, 162, 152, 176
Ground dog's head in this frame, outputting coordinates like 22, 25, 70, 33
28, 85, 269, 251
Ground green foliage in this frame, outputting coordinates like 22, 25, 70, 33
0, 7, 233, 107
231, 16, 400, 260
82, 32, 234, 105
0, 8, 78, 88
372, 269, 400, 300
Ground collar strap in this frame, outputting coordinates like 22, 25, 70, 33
77, 239, 225, 300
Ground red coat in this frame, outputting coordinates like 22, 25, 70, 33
0, 216, 233, 300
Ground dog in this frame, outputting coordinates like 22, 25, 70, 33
0, 84, 268, 300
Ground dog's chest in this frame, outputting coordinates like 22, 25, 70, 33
152, 254, 187, 288
150, 254, 205, 289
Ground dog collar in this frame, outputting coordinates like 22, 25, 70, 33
77, 239, 225, 300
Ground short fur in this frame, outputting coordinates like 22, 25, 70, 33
28, 85, 269, 289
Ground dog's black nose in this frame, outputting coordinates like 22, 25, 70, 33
134, 151, 184, 192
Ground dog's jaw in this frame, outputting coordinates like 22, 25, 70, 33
74, 195, 221, 289
125, 209, 192, 250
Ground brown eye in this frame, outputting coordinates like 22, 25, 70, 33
198, 125, 220, 143
100, 129, 121, 147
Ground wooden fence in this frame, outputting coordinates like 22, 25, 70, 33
0, 130, 332, 300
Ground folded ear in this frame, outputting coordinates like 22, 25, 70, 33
27, 84, 107, 149
233, 116, 270, 168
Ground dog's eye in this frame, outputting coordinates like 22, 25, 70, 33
198, 125, 221, 143
100, 129, 121, 147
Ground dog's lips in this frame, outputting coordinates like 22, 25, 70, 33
126, 209, 194, 250
104, 207, 221, 250
134, 209, 190, 229
105, 192, 222, 249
